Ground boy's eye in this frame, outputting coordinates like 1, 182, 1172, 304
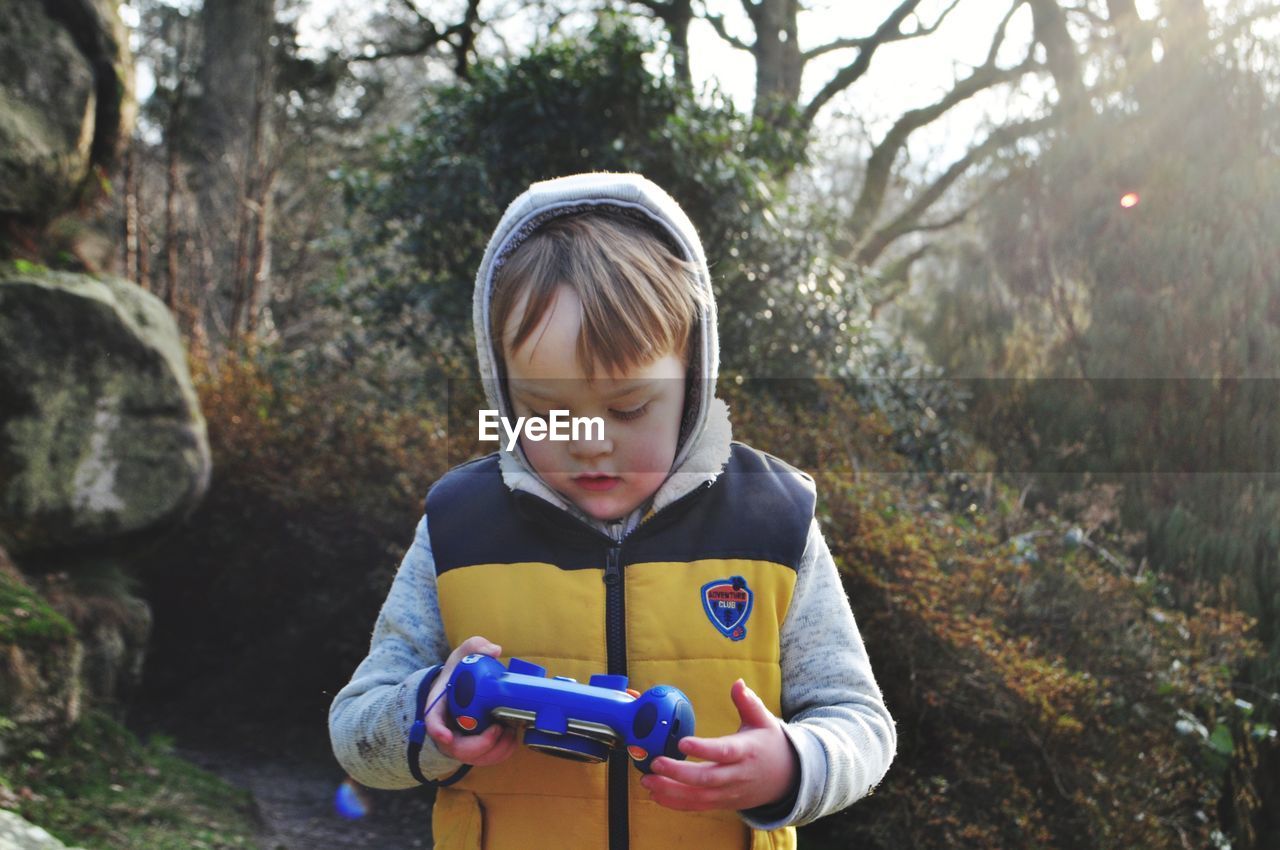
524, 403, 649, 421
611, 401, 650, 422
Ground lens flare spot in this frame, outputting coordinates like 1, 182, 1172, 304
334, 777, 370, 820
1120, 192, 1140, 208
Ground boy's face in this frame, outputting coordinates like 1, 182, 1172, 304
503, 285, 687, 523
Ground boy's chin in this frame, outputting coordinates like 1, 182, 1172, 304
574, 496, 634, 522
566, 488, 646, 523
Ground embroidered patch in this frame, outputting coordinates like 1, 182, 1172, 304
701, 576, 753, 641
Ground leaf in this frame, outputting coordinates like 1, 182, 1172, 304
1208, 723, 1233, 756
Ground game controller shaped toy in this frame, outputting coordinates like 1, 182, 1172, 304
446, 655, 695, 774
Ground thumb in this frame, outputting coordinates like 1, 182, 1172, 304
731, 679, 775, 729
455, 635, 502, 660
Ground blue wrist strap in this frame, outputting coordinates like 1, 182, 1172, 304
408, 665, 473, 787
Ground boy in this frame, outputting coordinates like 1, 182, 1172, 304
329, 173, 896, 849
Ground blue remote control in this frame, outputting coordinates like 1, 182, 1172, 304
446, 655, 695, 773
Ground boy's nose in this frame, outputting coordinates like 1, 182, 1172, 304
568, 432, 614, 459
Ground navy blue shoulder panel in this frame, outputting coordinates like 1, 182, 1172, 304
425, 453, 606, 575
624, 442, 815, 572
425, 442, 816, 576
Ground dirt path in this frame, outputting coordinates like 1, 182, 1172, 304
176, 744, 436, 850
122, 698, 438, 850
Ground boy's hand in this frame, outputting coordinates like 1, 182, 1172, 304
641, 679, 799, 813
425, 636, 519, 767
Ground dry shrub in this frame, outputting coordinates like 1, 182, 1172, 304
729, 380, 1260, 849
133, 348, 451, 736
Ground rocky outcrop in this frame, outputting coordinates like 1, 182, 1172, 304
0, 546, 81, 759
0, 271, 211, 557
0, 0, 135, 221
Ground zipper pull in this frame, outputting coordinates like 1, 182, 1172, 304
603, 546, 621, 585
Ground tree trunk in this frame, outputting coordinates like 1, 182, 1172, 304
123, 141, 141, 286
189, 0, 276, 349
749, 0, 804, 126
1028, 0, 1082, 109
665, 3, 693, 87
1106, 0, 1152, 64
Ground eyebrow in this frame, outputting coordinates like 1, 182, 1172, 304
514, 380, 653, 403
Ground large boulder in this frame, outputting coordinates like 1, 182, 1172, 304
0, 271, 210, 557
0, 0, 136, 220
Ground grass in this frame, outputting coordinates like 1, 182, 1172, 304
0, 710, 261, 850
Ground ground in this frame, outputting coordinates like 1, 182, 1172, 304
129, 707, 437, 850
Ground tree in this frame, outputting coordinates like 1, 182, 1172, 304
332, 21, 879, 391
685, 1, 1064, 279
901, 5, 1280, 843
187, 0, 278, 346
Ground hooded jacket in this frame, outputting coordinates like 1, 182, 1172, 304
329, 174, 897, 849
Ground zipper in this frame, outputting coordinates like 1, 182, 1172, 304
604, 542, 627, 850
601, 481, 711, 850
521, 479, 716, 850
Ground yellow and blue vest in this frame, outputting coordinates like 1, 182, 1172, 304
425, 442, 816, 850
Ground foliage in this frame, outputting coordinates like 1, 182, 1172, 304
329, 20, 881, 389
113, 312, 1260, 848
900, 22, 1280, 844
0, 562, 74, 646
0, 709, 260, 849
723, 381, 1261, 849
326, 18, 971, 467
131, 346, 451, 732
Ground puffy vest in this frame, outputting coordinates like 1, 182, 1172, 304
425, 442, 816, 850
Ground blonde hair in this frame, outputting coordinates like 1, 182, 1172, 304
490, 210, 707, 380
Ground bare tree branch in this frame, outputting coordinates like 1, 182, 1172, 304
846, 27, 1041, 247
867, 243, 932, 319
800, 0, 928, 130
348, 0, 484, 74
802, 0, 962, 62
705, 11, 755, 52
855, 114, 1056, 266
395, 0, 430, 26
986, 0, 1028, 66
901, 203, 978, 236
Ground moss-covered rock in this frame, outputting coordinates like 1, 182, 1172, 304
0, 0, 135, 223
34, 560, 152, 712
0, 271, 211, 557
0, 547, 81, 758
0, 0, 97, 217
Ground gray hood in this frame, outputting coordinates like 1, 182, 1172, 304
471, 172, 732, 535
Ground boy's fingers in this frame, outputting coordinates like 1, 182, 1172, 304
427, 720, 453, 749
452, 636, 502, 661
641, 775, 739, 811
729, 679, 775, 729
647, 756, 736, 788
448, 721, 507, 759
677, 735, 744, 764
476, 728, 519, 765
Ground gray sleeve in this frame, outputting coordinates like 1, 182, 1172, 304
740, 516, 898, 829
327, 514, 466, 788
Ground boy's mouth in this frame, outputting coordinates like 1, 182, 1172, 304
573, 474, 621, 491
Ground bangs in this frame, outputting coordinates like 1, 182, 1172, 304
491, 210, 708, 380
